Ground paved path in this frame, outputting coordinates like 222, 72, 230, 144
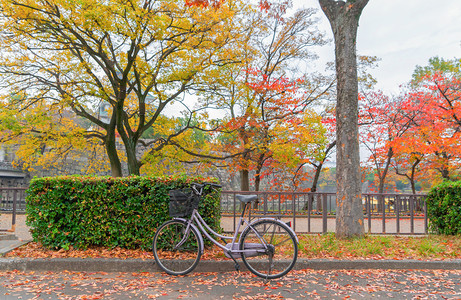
221, 216, 427, 234
0, 269, 460, 299
1, 213, 427, 243
0, 214, 459, 299
0, 213, 31, 241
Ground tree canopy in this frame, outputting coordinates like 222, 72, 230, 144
200, 3, 333, 191
0, 0, 243, 176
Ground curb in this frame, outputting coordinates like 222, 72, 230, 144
1, 258, 461, 273
0, 241, 30, 257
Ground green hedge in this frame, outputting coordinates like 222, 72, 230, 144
427, 180, 461, 235
26, 175, 221, 250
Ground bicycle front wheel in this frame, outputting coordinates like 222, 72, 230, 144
240, 219, 298, 279
153, 219, 202, 276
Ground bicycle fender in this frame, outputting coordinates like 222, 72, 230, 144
172, 218, 205, 253
248, 218, 299, 244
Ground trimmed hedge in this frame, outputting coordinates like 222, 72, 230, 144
427, 180, 461, 235
26, 175, 221, 250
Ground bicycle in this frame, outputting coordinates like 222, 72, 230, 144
152, 182, 298, 279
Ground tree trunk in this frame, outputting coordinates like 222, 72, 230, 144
254, 172, 261, 192
319, 0, 368, 238
378, 147, 393, 194
310, 168, 320, 193
240, 169, 250, 191
254, 160, 265, 209
438, 152, 451, 180
409, 157, 421, 194
303, 141, 336, 211
311, 141, 337, 193
124, 140, 141, 176
105, 132, 123, 177
254, 154, 265, 192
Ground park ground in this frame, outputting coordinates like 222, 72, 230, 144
2, 214, 461, 299
2, 214, 461, 261
1, 269, 461, 299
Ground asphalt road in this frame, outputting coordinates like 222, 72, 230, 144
0, 269, 460, 299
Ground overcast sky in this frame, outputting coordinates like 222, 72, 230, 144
294, 0, 461, 95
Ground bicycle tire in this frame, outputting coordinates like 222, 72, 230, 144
153, 219, 202, 276
240, 219, 298, 279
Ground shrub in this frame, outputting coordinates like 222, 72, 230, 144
26, 175, 221, 250
426, 181, 461, 235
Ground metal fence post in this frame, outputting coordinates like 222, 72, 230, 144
292, 193, 296, 231
367, 195, 371, 234
381, 194, 386, 233
424, 198, 428, 234
233, 193, 236, 232
410, 195, 415, 234
11, 189, 17, 232
308, 193, 312, 233
396, 195, 400, 234
322, 194, 327, 234
221, 190, 427, 235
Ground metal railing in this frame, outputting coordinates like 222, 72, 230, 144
0, 187, 27, 232
221, 191, 428, 235
0, 187, 428, 235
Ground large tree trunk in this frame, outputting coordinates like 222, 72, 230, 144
319, 0, 368, 238
254, 172, 261, 192
102, 110, 123, 177
124, 141, 141, 176
240, 169, 250, 191
105, 132, 123, 177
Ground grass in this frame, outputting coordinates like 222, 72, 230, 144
297, 233, 461, 260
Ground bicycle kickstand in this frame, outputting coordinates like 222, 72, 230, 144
227, 251, 240, 272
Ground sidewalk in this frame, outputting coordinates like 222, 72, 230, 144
221, 216, 427, 234
0, 213, 31, 241
2, 267, 460, 299
1, 257, 461, 273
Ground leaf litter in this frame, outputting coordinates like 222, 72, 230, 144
1, 269, 461, 299
7, 234, 461, 261
3, 235, 461, 298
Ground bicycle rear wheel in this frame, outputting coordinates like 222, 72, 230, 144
240, 219, 298, 279
153, 219, 202, 276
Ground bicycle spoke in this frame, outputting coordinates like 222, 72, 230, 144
153, 220, 202, 276
272, 236, 293, 247
240, 220, 297, 280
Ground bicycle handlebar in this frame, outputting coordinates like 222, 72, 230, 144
190, 182, 222, 194
191, 182, 222, 188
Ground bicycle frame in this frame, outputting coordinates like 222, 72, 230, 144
154, 184, 299, 279
174, 203, 298, 259
175, 209, 263, 258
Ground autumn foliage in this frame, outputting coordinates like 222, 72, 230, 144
0, 0, 241, 177
204, 3, 331, 192
360, 57, 461, 193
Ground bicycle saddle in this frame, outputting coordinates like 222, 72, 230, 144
236, 194, 258, 203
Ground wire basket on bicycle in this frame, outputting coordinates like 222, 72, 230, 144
168, 188, 200, 217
